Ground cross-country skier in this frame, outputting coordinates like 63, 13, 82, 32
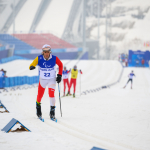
29, 44, 63, 121
66, 65, 82, 97
62, 66, 70, 96
123, 70, 135, 89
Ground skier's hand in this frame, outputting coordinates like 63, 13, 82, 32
30, 66, 35, 70
56, 74, 62, 83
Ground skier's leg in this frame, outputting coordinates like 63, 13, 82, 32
48, 78, 56, 119
124, 79, 130, 88
67, 78, 73, 95
73, 79, 76, 97
37, 82, 45, 103
131, 79, 133, 89
36, 80, 47, 117
67, 79, 69, 91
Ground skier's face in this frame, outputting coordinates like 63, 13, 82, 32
43, 49, 50, 59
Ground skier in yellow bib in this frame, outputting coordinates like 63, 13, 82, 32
67, 65, 82, 97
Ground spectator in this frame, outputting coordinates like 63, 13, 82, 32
135, 59, 139, 67
0, 69, 5, 77
141, 59, 145, 67
125, 57, 128, 67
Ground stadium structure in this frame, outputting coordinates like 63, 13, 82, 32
0, 0, 150, 61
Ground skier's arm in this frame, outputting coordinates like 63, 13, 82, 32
67, 69, 71, 74
29, 57, 38, 70
56, 56, 63, 75
79, 70, 83, 74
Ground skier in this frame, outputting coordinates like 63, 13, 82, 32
62, 66, 70, 96
123, 70, 135, 89
141, 59, 145, 67
66, 65, 82, 97
29, 44, 63, 121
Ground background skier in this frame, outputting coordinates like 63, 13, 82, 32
62, 66, 70, 96
66, 65, 82, 97
123, 70, 135, 89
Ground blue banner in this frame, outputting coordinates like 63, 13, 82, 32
128, 50, 150, 67
0, 76, 39, 88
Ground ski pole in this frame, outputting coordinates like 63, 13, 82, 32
80, 73, 81, 96
58, 83, 62, 117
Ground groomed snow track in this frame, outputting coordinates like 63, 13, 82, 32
0, 59, 150, 150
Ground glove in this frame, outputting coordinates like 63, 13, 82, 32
30, 66, 35, 70
56, 74, 62, 83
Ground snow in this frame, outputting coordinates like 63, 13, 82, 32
0, 59, 150, 150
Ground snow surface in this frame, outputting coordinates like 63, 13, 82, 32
0, 59, 150, 150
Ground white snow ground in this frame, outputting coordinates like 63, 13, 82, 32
0, 59, 150, 150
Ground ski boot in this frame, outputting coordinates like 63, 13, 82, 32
73, 93, 75, 98
36, 101, 42, 118
50, 106, 57, 121
66, 91, 72, 96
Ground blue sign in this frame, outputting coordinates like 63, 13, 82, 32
0, 76, 39, 88
128, 50, 150, 67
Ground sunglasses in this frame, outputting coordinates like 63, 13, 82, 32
43, 51, 50, 53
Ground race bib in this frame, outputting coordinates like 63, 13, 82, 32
40, 68, 56, 79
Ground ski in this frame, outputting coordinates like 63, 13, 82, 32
38, 117, 44, 122
50, 118, 57, 123
61, 94, 72, 98
61, 95, 66, 98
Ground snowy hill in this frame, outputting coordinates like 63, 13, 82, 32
0, 59, 150, 150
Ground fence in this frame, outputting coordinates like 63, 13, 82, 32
0, 56, 29, 64
0, 76, 39, 88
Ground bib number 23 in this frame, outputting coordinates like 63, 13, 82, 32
44, 73, 50, 77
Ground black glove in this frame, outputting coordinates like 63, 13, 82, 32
30, 66, 35, 70
56, 74, 62, 83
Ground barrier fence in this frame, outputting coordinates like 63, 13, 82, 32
0, 76, 39, 88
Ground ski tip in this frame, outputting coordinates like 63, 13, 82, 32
51, 118, 57, 123
38, 117, 44, 122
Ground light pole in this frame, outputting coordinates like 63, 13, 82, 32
13, 0, 15, 34
97, 0, 100, 59
83, 0, 86, 53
